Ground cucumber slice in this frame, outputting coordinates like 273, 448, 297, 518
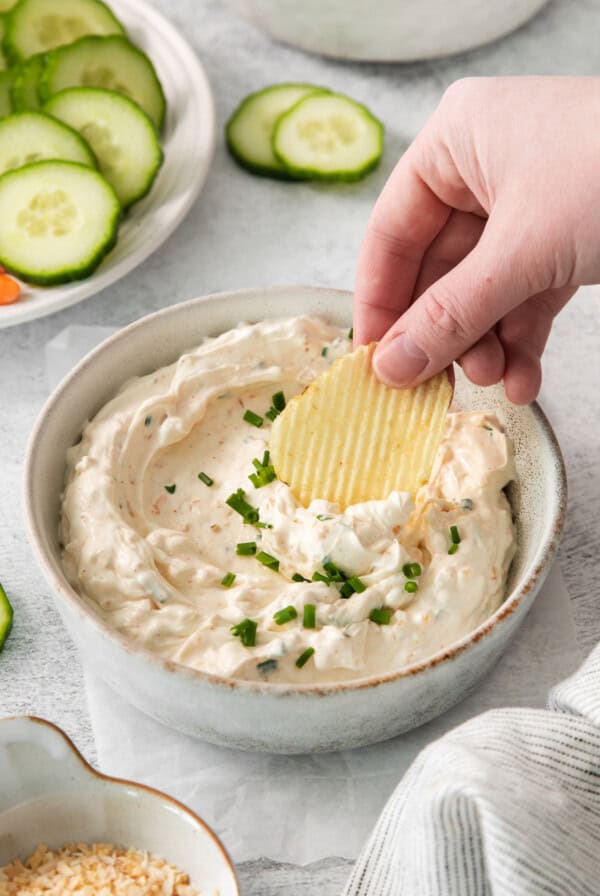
0, 583, 13, 652
45, 87, 162, 208
273, 92, 384, 182
40, 35, 166, 130
10, 53, 44, 109
0, 16, 7, 70
4, 0, 124, 62
226, 83, 329, 179
0, 160, 121, 284
0, 111, 96, 175
0, 69, 13, 117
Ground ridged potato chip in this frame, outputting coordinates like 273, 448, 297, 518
270, 343, 452, 509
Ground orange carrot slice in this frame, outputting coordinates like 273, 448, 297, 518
0, 274, 21, 305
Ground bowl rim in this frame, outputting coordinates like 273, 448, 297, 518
0, 715, 240, 893
23, 285, 568, 697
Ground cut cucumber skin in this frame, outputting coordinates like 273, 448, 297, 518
10, 54, 44, 110
0, 583, 13, 652
226, 83, 330, 180
273, 93, 384, 183
44, 87, 163, 209
0, 68, 12, 117
40, 35, 167, 131
0, 111, 97, 175
4, 0, 125, 63
0, 160, 121, 285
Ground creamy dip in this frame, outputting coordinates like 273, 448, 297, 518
60, 316, 516, 684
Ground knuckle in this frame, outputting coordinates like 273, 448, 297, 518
441, 77, 480, 109
422, 289, 471, 346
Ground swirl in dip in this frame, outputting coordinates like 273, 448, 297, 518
60, 317, 516, 684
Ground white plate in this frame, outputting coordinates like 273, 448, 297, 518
0, 0, 215, 328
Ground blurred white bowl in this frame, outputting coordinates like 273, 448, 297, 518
24, 286, 566, 753
0, 716, 239, 894
222, 0, 549, 61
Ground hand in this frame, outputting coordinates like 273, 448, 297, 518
355, 76, 600, 403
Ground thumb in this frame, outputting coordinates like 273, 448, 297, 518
372, 231, 534, 387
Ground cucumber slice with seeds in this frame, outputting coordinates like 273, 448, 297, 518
41, 35, 166, 130
0, 159, 121, 284
45, 87, 162, 208
0, 111, 96, 175
4, 0, 124, 62
226, 83, 329, 179
0, 69, 13, 117
0, 583, 13, 652
273, 92, 384, 182
10, 54, 44, 109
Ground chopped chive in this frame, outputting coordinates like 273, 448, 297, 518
292, 572, 309, 582
369, 608, 392, 625
403, 562, 422, 579
450, 525, 461, 545
221, 572, 236, 588
340, 582, 354, 599
249, 454, 276, 488
265, 408, 278, 422
243, 409, 263, 428
226, 489, 259, 524
303, 604, 316, 628
164, 484, 176, 494
262, 449, 270, 466
256, 521, 273, 529
272, 391, 286, 411
483, 424, 493, 432
404, 581, 418, 593
312, 571, 331, 586
448, 543, 459, 555
321, 346, 328, 357
144, 415, 152, 426
296, 647, 315, 668
322, 560, 345, 582
316, 514, 333, 521
257, 658, 277, 676
273, 605, 297, 625
256, 551, 280, 572
198, 471, 214, 487
460, 498, 473, 511
230, 618, 257, 647
347, 575, 366, 593
236, 541, 257, 556
348, 327, 353, 340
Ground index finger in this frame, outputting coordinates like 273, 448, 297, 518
354, 151, 452, 345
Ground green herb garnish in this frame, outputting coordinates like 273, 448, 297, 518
292, 572, 309, 582
348, 327, 353, 340
450, 525, 461, 545
249, 452, 277, 489
322, 560, 345, 583
256, 551, 280, 572
273, 605, 297, 625
198, 471, 214, 487
272, 391, 286, 411
312, 571, 331, 586
296, 647, 315, 668
265, 408, 278, 422
231, 618, 257, 647
257, 658, 277, 676
221, 572, 236, 588
369, 608, 392, 625
316, 514, 333, 521
321, 346, 328, 357
340, 575, 367, 598
164, 484, 176, 494
402, 562, 422, 579
243, 409, 264, 428
404, 581, 418, 593
226, 488, 259, 524
144, 415, 152, 426
236, 541, 257, 556
448, 543, 459, 555
303, 604, 316, 629
460, 498, 473, 510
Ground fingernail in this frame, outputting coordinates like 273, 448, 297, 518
374, 334, 429, 386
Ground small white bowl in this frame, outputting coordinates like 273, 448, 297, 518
221, 0, 549, 62
23, 287, 566, 753
0, 716, 239, 893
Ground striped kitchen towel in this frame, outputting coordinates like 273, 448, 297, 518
344, 645, 600, 895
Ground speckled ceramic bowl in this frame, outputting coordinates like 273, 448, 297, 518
23, 287, 566, 753
0, 716, 239, 893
